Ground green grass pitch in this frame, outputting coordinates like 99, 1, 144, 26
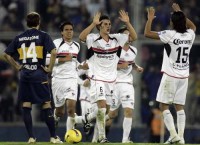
0, 143, 199, 145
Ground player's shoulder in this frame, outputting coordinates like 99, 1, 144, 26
73, 41, 80, 50
87, 33, 100, 39
53, 38, 63, 43
158, 30, 176, 35
187, 29, 195, 35
129, 45, 137, 54
73, 41, 80, 46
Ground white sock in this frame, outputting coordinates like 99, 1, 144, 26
54, 109, 60, 121
92, 123, 99, 143
66, 116, 75, 131
87, 108, 98, 122
96, 108, 106, 140
163, 110, 177, 137
105, 114, 110, 121
122, 117, 132, 142
177, 110, 185, 139
75, 115, 84, 124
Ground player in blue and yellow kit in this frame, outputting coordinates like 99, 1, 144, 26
4, 12, 62, 144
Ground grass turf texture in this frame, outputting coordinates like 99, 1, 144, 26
0, 143, 199, 145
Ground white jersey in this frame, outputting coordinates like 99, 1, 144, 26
86, 33, 128, 82
116, 46, 137, 84
158, 29, 195, 78
52, 38, 80, 79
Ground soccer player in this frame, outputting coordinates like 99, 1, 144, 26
105, 26, 143, 143
79, 10, 137, 143
3, 12, 62, 144
144, 3, 196, 144
51, 21, 80, 132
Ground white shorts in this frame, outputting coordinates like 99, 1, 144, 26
156, 73, 188, 105
52, 78, 78, 107
81, 101, 97, 116
110, 83, 135, 111
89, 80, 114, 105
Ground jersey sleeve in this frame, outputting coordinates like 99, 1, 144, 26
187, 29, 196, 42
158, 30, 175, 43
4, 37, 17, 56
44, 34, 56, 53
110, 33, 128, 47
86, 33, 96, 49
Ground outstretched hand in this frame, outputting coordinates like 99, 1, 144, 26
119, 10, 130, 23
172, 3, 181, 12
147, 7, 156, 21
93, 12, 101, 25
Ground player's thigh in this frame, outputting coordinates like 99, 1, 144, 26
174, 78, 188, 105
90, 80, 106, 103
52, 78, 78, 107
105, 82, 115, 106
19, 81, 51, 104
120, 83, 135, 109
110, 86, 121, 111
156, 74, 177, 104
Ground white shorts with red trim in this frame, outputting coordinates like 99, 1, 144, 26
156, 73, 188, 105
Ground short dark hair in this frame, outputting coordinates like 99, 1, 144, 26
171, 11, 187, 33
59, 21, 74, 32
26, 12, 40, 28
96, 15, 110, 31
117, 25, 128, 33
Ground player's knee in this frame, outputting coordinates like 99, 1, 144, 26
42, 101, 52, 109
22, 102, 32, 108
56, 110, 65, 117
124, 108, 133, 118
67, 107, 75, 116
109, 111, 118, 119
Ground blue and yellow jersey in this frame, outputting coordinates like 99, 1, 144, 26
5, 28, 56, 82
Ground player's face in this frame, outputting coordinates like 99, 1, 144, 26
61, 25, 73, 41
100, 19, 111, 34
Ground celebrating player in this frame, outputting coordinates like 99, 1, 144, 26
106, 26, 143, 143
50, 21, 80, 132
79, 10, 137, 143
144, 3, 196, 144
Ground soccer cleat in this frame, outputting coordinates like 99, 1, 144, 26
50, 136, 63, 144
122, 138, 133, 143
83, 113, 91, 135
99, 138, 109, 143
164, 135, 181, 144
178, 138, 185, 144
28, 137, 36, 144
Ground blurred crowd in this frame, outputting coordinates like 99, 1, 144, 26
1, 0, 200, 127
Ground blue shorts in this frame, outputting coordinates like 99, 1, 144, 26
18, 81, 51, 104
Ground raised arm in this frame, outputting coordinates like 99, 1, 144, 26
79, 12, 101, 42
144, 7, 160, 39
172, 3, 196, 32
119, 10, 137, 41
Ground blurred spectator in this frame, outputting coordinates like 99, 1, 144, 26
148, 101, 164, 143
1, 2, 24, 31
0, 1, 7, 25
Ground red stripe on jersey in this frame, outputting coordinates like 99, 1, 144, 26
92, 47, 119, 53
161, 71, 189, 79
118, 60, 134, 64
